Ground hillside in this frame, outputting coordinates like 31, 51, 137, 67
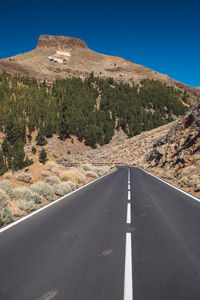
0, 35, 199, 103
146, 103, 200, 196
68, 104, 200, 198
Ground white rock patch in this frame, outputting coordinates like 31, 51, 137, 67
48, 51, 71, 64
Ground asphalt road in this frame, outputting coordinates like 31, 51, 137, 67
0, 167, 200, 300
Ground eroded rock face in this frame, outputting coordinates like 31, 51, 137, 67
37, 35, 88, 50
147, 103, 200, 168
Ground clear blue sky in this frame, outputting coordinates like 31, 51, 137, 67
0, 0, 199, 86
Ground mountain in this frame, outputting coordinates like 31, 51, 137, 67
0, 35, 199, 102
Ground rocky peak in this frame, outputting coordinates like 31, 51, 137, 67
37, 35, 88, 50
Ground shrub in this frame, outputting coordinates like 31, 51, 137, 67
60, 168, 86, 184
82, 164, 92, 171
0, 188, 8, 207
54, 182, 70, 196
31, 193, 42, 204
96, 166, 110, 177
32, 146, 36, 154
19, 200, 36, 212
182, 165, 196, 176
85, 171, 98, 178
67, 181, 77, 191
31, 182, 54, 201
46, 161, 57, 168
46, 176, 60, 185
12, 186, 41, 203
12, 187, 34, 201
0, 207, 13, 226
15, 172, 33, 183
0, 181, 12, 197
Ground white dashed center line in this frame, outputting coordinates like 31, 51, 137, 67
126, 203, 131, 224
124, 168, 133, 300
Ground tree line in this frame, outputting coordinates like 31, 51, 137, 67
0, 71, 189, 173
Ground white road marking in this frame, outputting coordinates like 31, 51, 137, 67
128, 184, 130, 190
0, 169, 117, 234
128, 190, 131, 200
126, 203, 131, 224
124, 232, 133, 300
141, 168, 200, 203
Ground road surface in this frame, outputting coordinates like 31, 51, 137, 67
0, 167, 200, 300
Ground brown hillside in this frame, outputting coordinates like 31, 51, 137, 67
0, 34, 199, 103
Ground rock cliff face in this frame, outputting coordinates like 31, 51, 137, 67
37, 35, 88, 50
147, 103, 200, 168
144, 103, 200, 196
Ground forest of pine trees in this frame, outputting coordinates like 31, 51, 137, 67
0, 71, 190, 174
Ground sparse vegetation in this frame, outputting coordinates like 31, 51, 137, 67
0, 181, 12, 197
0, 164, 113, 227
46, 176, 60, 185
60, 168, 86, 184
0, 188, 8, 206
15, 172, 33, 183
19, 200, 36, 212
31, 182, 54, 201
0, 207, 13, 226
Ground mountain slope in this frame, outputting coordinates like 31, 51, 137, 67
0, 35, 199, 102
69, 103, 200, 197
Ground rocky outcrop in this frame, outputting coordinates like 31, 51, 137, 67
37, 35, 88, 50
147, 103, 200, 168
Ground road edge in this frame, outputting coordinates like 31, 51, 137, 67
138, 167, 200, 202
0, 169, 117, 234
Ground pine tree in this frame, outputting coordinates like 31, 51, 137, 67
12, 140, 26, 171
39, 149, 48, 164
36, 128, 47, 145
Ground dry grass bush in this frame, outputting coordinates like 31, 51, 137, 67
95, 166, 110, 177
85, 171, 98, 178
19, 200, 36, 212
46, 176, 60, 185
46, 161, 57, 168
181, 165, 196, 176
0, 188, 8, 207
6, 199, 26, 217
54, 182, 70, 196
67, 181, 77, 191
31, 182, 54, 201
82, 164, 92, 172
0, 181, 12, 197
0, 207, 13, 226
12, 186, 42, 204
12, 187, 33, 201
15, 172, 33, 183
60, 168, 86, 184
81, 164, 111, 178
